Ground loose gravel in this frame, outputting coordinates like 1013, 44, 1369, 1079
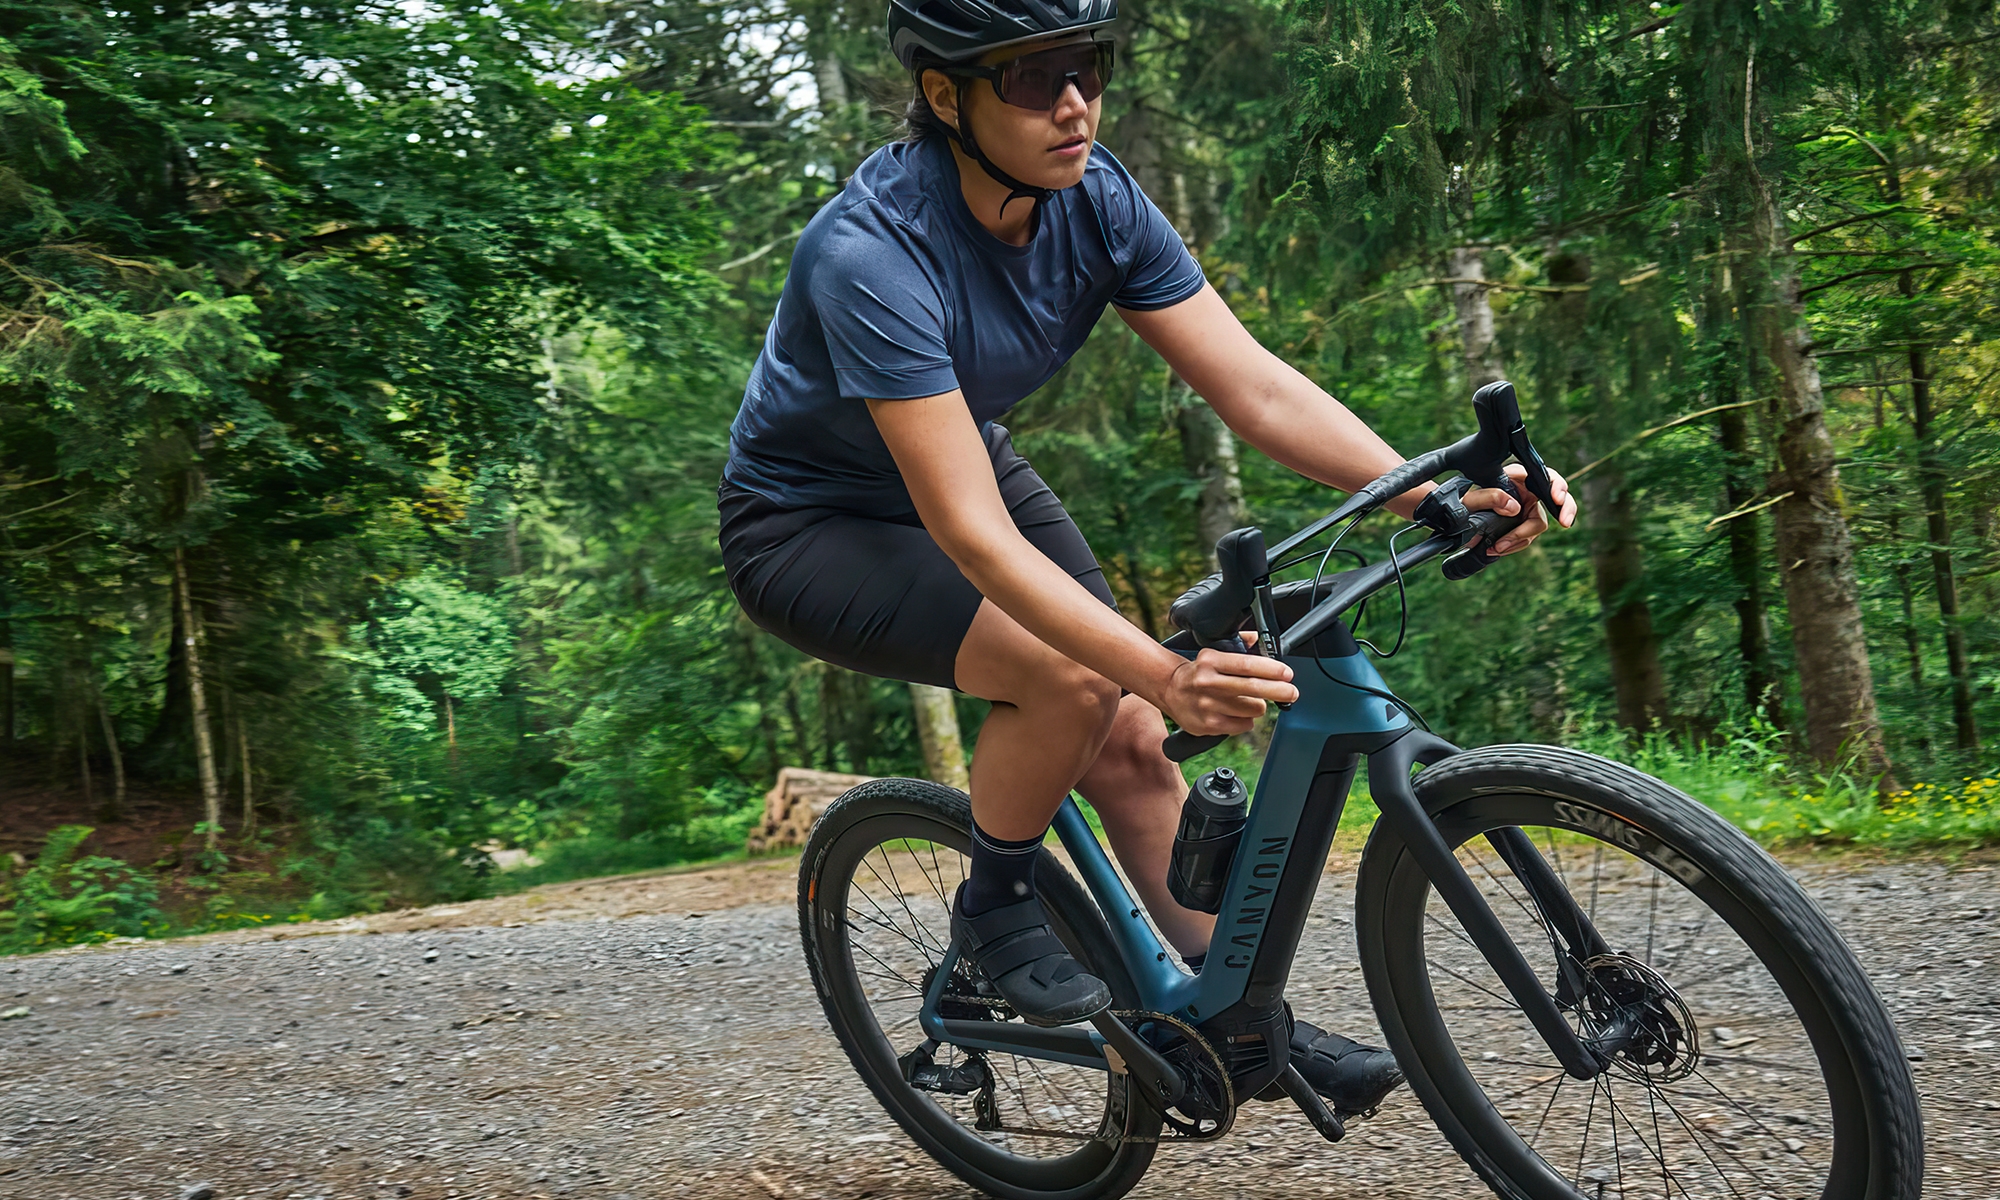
0, 854, 1992, 1200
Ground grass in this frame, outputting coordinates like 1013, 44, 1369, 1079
1164, 715, 2000, 853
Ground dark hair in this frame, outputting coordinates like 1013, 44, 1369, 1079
902, 55, 957, 142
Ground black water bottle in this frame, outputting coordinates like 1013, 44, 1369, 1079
1166, 767, 1250, 914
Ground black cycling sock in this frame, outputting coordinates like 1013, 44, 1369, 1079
1183, 952, 1206, 972
962, 820, 1042, 916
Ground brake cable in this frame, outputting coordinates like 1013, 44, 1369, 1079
1353, 522, 1419, 660
1299, 512, 1432, 732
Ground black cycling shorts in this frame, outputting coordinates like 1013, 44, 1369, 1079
718, 424, 1117, 691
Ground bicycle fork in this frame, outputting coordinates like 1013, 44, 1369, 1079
1366, 729, 1612, 1080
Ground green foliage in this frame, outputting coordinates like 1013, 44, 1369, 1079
3, 0, 1998, 955
347, 570, 514, 732
0, 826, 166, 952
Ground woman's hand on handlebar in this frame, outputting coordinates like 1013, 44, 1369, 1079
1464, 464, 1578, 557
1159, 633, 1298, 737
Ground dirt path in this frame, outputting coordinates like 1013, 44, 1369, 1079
1, 852, 1992, 1200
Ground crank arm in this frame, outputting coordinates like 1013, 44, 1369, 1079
1087, 1009, 1189, 1113
1367, 731, 1608, 1080
1275, 1064, 1345, 1143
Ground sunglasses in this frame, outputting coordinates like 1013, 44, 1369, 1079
946, 39, 1116, 112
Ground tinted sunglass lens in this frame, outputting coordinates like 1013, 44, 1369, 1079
999, 44, 1111, 109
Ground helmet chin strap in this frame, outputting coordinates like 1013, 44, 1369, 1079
940, 80, 1057, 233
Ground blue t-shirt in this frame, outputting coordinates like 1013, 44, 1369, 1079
723, 136, 1206, 517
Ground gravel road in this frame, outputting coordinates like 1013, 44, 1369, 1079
0, 852, 1993, 1200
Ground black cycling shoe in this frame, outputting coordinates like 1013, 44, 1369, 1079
950, 885, 1111, 1028
1289, 1017, 1405, 1116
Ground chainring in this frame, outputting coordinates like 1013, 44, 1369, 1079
1115, 1009, 1236, 1142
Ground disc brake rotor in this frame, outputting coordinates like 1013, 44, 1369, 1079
1579, 952, 1701, 1085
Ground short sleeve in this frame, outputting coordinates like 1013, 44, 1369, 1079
1102, 161, 1207, 312
810, 220, 962, 401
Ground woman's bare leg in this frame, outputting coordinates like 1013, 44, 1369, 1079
956, 594, 1212, 955
1076, 695, 1215, 958
953, 598, 1123, 841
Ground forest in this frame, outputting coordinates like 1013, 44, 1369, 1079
0, 0, 1995, 949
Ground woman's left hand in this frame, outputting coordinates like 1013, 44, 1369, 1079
1462, 464, 1579, 556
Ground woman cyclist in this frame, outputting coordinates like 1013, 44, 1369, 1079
719, 0, 1576, 1116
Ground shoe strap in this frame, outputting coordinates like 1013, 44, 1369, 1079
956, 892, 1082, 980
958, 893, 1050, 942
977, 928, 1073, 979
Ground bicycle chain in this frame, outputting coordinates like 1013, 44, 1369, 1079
955, 1009, 1235, 1146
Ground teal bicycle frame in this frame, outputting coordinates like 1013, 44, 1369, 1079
917, 639, 1611, 1087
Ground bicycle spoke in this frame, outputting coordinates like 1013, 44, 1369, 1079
1587, 842, 1604, 927
871, 849, 948, 957
1466, 840, 1557, 941
1575, 1064, 1598, 1185
854, 855, 941, 960
1685, 1065, 1811, 1157
846, 895, 940, 966
1650, 1072, 1778, 1198
1424, 908, 1484, 954
1425, 955, 1523, 1012
1603, 1075, 1627, 1200
1529, 1072, 1567, 1150
1604, 1079, 1686, 1197
1645, 867, 1663, 966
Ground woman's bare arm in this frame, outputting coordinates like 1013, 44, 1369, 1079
1121, 285, 1576, 547
867, 391, 1296, 734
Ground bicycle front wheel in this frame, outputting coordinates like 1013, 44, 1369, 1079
1355, 745, 1923, 1200
799, 777, 1160, 1200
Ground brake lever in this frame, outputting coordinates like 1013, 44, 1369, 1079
1508, 427, 1559, 512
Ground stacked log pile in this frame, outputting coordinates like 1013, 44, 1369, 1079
745, 767, 874, 853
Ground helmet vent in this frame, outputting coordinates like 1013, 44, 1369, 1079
917, 0, 981, 34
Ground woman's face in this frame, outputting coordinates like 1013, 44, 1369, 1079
924, 35, 1102, 191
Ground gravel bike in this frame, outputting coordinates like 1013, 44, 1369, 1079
798, 382, 1924, 1200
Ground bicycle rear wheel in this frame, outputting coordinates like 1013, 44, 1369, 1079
799, 777, 1160, 1200
1355, 745, 1923, 1200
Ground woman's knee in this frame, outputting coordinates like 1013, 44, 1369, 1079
1005, 653, 1121, 738
957, 601, 1121, 730
1094, 699, 1182, 788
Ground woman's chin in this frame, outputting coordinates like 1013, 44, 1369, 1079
1029, 158, 1090, 191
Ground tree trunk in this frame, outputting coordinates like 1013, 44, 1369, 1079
175, 547, 224, 850
1448, 246, 1504, 391
1585, 466, 1669, 732
0, 618, 13, 747
236, 709, 255, 838
95, 683, 124, 823
1717, 375, 1777, 716
1174, 378, 1250, 565
1752, 200, 1891, 777
909, 683, 970, 792
77, 707, 94, 812
1890, 516, 1927, 740
1908, 350, 1977, 750
820, 666, 876, 774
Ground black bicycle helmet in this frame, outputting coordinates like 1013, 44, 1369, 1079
888, 0, 1117, 222
889, 0, 1117, 70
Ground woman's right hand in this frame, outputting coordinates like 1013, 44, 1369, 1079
1158, 644, 1299, 736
